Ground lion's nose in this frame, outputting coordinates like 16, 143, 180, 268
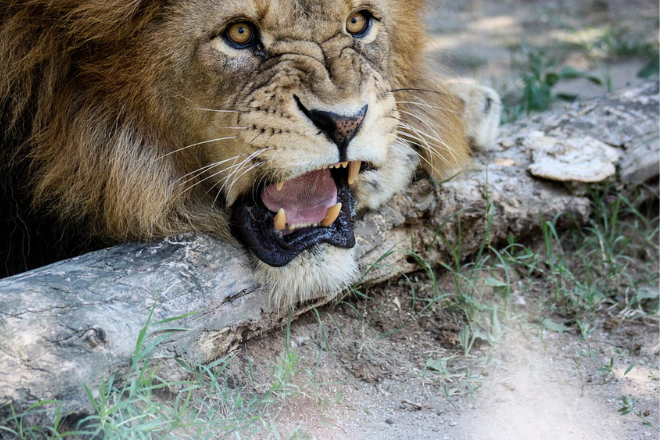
296, 97, 367, 160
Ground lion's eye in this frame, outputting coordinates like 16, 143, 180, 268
224, 22, 256, 48
346, 11, 371, 37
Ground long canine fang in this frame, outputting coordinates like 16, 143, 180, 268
348, 160, 361, 185
320, 203, 342, 227
274, 208, 286, 231
276, 182, 284, 191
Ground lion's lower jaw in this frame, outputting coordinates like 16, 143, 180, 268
253, 245, 360, 308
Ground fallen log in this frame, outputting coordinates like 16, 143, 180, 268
1, 81, 658, 426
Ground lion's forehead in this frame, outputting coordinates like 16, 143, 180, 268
179, 0, 386, 41
219, 0, 374, 19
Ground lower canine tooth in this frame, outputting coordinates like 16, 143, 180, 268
348, 160, 361, 185
274, 208, 286, 231
320, 202, 342, 227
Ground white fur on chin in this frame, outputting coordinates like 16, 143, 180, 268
254, 245, 360, 308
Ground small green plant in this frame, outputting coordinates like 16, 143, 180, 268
270, 318, 303, 399
500, 44, 603, 122
423, 355, 486, 398
0, 400, 67, 440
499, 184, 659, 326
618, 395, 660, 432
580, 26, 660, 79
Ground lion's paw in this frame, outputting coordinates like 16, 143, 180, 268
447, 80, 502, 150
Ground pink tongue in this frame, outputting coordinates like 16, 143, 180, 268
261, 169, 337, 225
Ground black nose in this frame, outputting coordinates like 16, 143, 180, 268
296, 97, 367, 161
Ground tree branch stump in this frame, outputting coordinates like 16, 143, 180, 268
1, 81, 658, 426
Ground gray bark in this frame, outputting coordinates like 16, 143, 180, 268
1, 81, 658, 427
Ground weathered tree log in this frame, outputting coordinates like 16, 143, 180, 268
1, 81, 658, 426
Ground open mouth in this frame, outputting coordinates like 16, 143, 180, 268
231, 161, 363, 267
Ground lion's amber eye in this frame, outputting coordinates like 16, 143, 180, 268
225, 22, 255, 48
346, 11, 371, 37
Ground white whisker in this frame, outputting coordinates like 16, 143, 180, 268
395, 100, 462, 116
181, 148, 272, 194
176, 151, 258, 186
215, 148, 271, 198
397, 110, 460, 165
395, 137, 444, 176
396, 125, 453, 171
395, 123, 452, 164
219, 161, 265, 202
159, 136, 238, 159
193, 107, 244, 113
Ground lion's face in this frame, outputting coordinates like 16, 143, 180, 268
154, 0, 422, 302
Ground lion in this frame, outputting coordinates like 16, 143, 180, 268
0, 0, 500, 305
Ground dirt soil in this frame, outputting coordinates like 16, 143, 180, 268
231, 274, 659, 439
225, 1, 660, 438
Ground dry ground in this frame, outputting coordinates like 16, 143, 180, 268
228, 273, 658, 439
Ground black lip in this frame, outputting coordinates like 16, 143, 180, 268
231, 172, 356, 267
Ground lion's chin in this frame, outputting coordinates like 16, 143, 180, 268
253, 245, 359, 307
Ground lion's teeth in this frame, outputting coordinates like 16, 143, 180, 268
274, 208, 286, 231
286, 222, 318, 230
276, 182, 284, 191
278, 204, 340, 230
340, 162, 348, 168
320, 202, 342, 227
348, 160, 361, 185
